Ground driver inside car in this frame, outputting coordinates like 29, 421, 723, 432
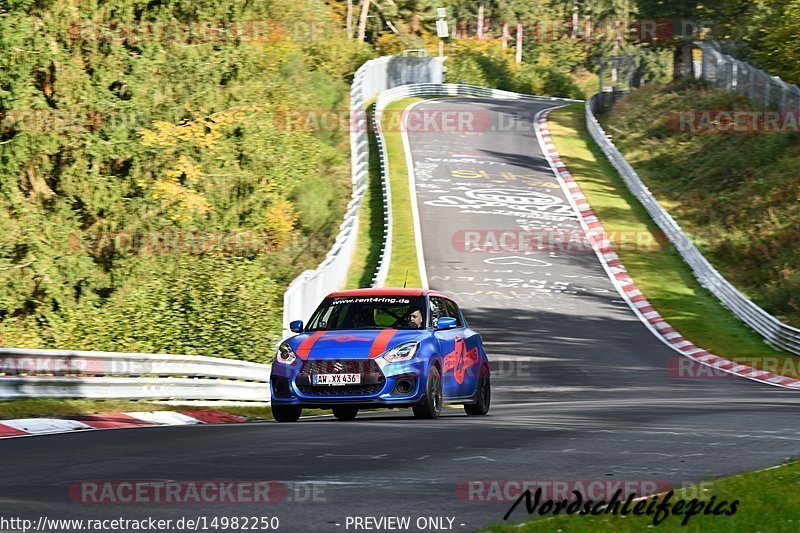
406, 307, 424, 329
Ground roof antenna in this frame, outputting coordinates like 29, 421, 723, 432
403, 269, 409, 288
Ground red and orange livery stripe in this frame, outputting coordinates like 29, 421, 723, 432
295, 331, 327, 360
295, 330, 400, 360
369, 330, 398, 358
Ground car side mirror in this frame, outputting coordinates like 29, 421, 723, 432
289, 320, 304, 333
436, 317, 457, 330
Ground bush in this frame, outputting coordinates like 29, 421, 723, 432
3, 256, 282, 361
445, 39, 582, 99
0, 0, 370, 357
446, 39, 513, 88
605, 82, 800, 326
512, 64, 583, 99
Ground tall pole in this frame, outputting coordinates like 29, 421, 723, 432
436, 8, 448, 58
357, 0, 371, 42
346, 0, 353, 38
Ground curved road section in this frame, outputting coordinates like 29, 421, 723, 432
1, 97, 799, 532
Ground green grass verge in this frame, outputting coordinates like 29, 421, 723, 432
346, 103, 385, 289
346, 98, 425, 289
0, 399, 333, 421
489, 459, 800, 532
381, 97, 424, 288
546, 104, 796, 373
601, 83, 800, 327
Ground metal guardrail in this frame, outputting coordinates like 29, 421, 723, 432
371, 103, 393, 289
375, 83, 563, 104
281, 56, 444, 336
695, 41, 800, 110
586, 95, 800, 355
0, 348, 271, 401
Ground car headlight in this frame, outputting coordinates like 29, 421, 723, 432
276, 342, 297, 364
381, 341, 420, 362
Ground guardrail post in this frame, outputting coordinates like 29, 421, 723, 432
764, 74, 771, 107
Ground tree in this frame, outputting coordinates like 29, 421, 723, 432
347, 0, 354, 37
501, 0, 550, 64
0, 0, 366, 355
358, 0, 372, 41
477, 0, 485, 38
637, 0, 728, 80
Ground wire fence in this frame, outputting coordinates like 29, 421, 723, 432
695, 41, 800, 110
586, 95, 800, 355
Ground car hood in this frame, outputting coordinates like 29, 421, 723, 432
287, 329, 427, 360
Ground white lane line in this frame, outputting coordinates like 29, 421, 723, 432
318, 453, 388, 459
401, 99, 430, 289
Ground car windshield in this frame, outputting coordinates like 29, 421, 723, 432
306, 296, 427, 331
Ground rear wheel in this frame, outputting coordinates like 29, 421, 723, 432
464, 368, 490, 416
332, 406, 359, 420
413, 365, 442, 419
272, 404, 302, 423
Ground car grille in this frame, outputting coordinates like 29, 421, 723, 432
299, 359, 380, 374
297, 383, 384, 396
297, 359, 385, 397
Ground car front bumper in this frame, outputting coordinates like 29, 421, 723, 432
270, 357, 427, 407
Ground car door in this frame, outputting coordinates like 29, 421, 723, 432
431, 296, 479, 398
430, 296, 459, 399
444, 298, 483, 397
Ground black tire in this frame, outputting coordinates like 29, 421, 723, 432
413, 365, 442, 419
272, 404, 302, 423
332, 406, 359, 420
464, 368, 490, 416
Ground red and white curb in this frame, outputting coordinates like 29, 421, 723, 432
0, 410, 248, 439
533, 108, 800, 390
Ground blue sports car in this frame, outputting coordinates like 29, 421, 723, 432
270, 288, 491, 422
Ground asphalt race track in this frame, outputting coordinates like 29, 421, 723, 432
1, 98, 799, 532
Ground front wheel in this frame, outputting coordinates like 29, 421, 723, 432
464, 369, 490, 416
413, 365, 442, 419
332, 406, 359, 420
272, 404, 302, 423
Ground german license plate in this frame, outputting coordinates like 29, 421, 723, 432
312, 373, 361, 386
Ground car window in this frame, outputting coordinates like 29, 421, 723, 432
307, 296, 427, 330
374, 304, 416, 327
444, 299, 464, 327
429, 297, 448, 328
315, 305, 336, 328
